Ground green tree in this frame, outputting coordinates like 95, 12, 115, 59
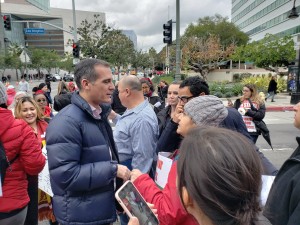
131, 50, 151, 73
184, 14, 249, 46
6, 43, 22, 81
59, 53, 74, 73
76, 14, 111, 58
231, 34, 296, 70
101, 30, 135, 78
30, 48, 61, 75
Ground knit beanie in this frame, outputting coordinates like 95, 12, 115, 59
0, 81, 8, 105
184, 95, 228, 127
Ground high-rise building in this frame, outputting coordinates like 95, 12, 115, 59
121, 30, 137, 50
1, 0, 105, 55
231, 0, 300, 42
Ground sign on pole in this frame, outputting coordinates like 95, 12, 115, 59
24, 28, 45, 35
19, 50, 31, 64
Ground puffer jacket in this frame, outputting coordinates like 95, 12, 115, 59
263, 137, 300, 225
0, 108, 45, 213
134, 161, 197, 225
46, 92, 120, 225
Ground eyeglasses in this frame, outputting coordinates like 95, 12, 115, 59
178, 96, 194, 103
36, 99, 47, 103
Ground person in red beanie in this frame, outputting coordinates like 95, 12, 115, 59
33, 90, 52, 118
6, 85, 16, 107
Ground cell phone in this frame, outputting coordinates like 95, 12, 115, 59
115, 181, 159, 225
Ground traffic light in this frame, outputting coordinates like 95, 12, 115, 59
3, 15, 11, 31
72, 42, 80, 58
163, 20, 172, 45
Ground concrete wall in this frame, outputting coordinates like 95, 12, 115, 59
187, 69, 277, 82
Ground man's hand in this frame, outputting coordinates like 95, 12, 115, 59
172, 103, 184, 124
117, 164, 131, 181
130, 169, 143, 182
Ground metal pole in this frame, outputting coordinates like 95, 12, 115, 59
25, 49, 28, 76
72, 0, 78, 42
175, 0, 181, 80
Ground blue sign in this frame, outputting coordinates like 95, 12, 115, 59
24, 28, 45, 35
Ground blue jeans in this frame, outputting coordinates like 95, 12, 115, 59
266, 91, 275, 101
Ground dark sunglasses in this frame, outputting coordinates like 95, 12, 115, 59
178, 96, 194, 103
37, 99, 47, 103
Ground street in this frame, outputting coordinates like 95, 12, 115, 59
256, 111, 297, 169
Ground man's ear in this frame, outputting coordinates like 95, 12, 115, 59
81, 79, 90, 90
125, 88, 131, 97
199, 92, 206, 96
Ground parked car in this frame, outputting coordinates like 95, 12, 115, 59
63, 74, 74, 82
52, 74, 62, 82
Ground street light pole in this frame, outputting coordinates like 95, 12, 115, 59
175, 0, 181, 81
288, 0, 300, 104
72, 0, 78, 43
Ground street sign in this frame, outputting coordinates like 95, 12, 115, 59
19, 50, 31, 64
73, 58, 80, 65
24, 28, 45, 35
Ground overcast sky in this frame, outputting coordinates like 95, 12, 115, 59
50, 0, 232, 52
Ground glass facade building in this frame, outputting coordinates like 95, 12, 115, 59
231, 0, 300, 42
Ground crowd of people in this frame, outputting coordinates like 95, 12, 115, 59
0, 58, 299, 225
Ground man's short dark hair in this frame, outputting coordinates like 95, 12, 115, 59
179, 76, 210, 96
74, 59, 110, 90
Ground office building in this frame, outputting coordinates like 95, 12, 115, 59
1, 0, 105, 55
231, 0, 300, 42
121, 29, 137, 50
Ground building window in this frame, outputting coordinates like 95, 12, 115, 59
246, 5, 300, 36
232, 0, 265, 23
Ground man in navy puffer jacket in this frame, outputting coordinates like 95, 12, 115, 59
46, 59, 130, 225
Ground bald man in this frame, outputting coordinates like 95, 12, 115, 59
111, 75, 159, 174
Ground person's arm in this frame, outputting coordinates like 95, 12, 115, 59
246, 103, 266, 121
233, 99, 240, 109
130, 118, 158, 173
156, 102, 183, 153
46, 116, 118, 192
133, 163, 189, 225
20, 122, 46, 175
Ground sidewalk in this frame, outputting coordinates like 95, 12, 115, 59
263, 93, 294, 112
222, 93, 295, 112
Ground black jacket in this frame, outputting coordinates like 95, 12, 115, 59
157, 105, 171, 136
53, 92, 72, 111
264, 137, 300, 225
234, 99, 266, 135
268, 80, 277, 93
111, 89, 126, 115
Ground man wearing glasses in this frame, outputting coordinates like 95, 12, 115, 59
156, 76, 277, 175
156, 76, 209, 153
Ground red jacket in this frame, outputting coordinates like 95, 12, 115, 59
134, 161, 198, 225
0, 108, 46, 212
